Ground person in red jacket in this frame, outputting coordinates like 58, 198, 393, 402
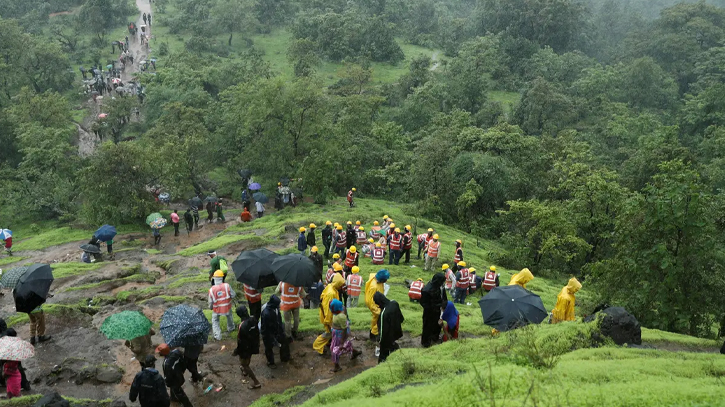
371, 243, 386, 265
388, 228, 402, 265
408, 278, 424, 302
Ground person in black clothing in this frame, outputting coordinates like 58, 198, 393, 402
183, 345, 204, 383
420, 273, 447, 348
721, 340, 725, 355
233, 305, 262, 389
158, 346, 193, 407
373, 292, 404, 363
191, 205, 200, 229
306, 225, 316, 248
260, 295, 290, 368
129, 355, 170, 407
345, 225, 355, 250
142, 13, 147, 24
205, 201, 214, 223
321, 223, 333, 259
148, 13, 152, 25
308, 247, 323, 276
184, 209, 193, 235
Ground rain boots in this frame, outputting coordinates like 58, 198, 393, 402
29, 335, 51, 345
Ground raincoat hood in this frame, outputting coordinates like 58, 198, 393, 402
236, 305, 249, 319
267, 295, 281, 309
509, 268, 534, 288
566, 277, 582, 294
373, 291, 390, 308
331, 273, 345, 290
330, 299, 344, 313
430, 273, 446, 288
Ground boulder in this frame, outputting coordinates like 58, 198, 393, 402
33, 392, 70, 407
96, 366, 123, 383
584, 306, 642, 345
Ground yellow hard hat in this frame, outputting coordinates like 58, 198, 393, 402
359, 226, 365, 231
441, 264, 449, 270
278, 182, 281, 186
374, 221, 379, 226
352, 188, 356, 191
355, 221, 361, 225
213, 270, 225, 278
389, 223, 395, 228
394, 228, 400, 233
350, 246, 357, 253
336, 225, 343, 230
388, 218, 393, 223
299, 227, 306, 232
352, 266, 360, 274
457, 261, 466, 267
334, 222, 340, 227
416, 278, 424, 282
368, 238, 374, 243
311, 246, 318, 253
347, 221, 352, 225
333, 253, 340, 259
405, 225, 411, 230
456, 239, 462, 245
470, 267, 476, 273
427, 228, 434, 232
383, 215, 388, 220
433, 234, 439, 239
309, 223, 316, 229
490, 265, 496, 271
333, 263, 343, 271
326, 221, 332, 226
375, 243, 381, 247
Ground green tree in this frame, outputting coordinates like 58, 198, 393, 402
287, 39, 320, 77
210, 0, 258, 46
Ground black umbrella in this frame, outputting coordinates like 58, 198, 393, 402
279, 177, 290, 186
231, 249, 279, 288
237, 169, 252, 180
14, 264, 54, 313
188, 196, 202, 208
204, 195, 218, 203
159, 305, 211, 347
271, 254, 318, 287
79, 244, 101, 254
478, 285, 547, 332
252, 192, 268, 204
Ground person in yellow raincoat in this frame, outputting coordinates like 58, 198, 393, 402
508, 268, 534, 289
551, 278, 582, 323
313, 273, 345, 354
365, 269, 390, 341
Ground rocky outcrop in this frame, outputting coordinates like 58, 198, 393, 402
584, 306, 642, 345
33, 392, 70, 407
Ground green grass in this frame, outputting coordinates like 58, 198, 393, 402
641, 328, 722, 349
489, 90, 520, 113
167, 270, 209, 288
0, 256, 29, 267
177, 233, 272, 256
64, 271, 158, 292
251, 386, 310, 407
51, 261, 103, 278
116, 285, 163, 301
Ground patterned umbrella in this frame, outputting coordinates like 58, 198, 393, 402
0, 229, 12, 240
160, 305, 211, 347
0, 266, 28, 289
101, 311, 152, 340
146, 212, 163, 225
150, 218, 167, 229
0, 336, 35, 361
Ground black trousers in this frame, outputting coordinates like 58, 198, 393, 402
378, 342, 399, 363
421, 308, 442, 347
249, 301, 261, 321
323, 242, 331, 258
263, 336, 290, 364
402, 248, 411, 263
417, 242, 425, 259
186, 222, 192, 233
184, 357, 202, 382
173, 222, 179, 236
170, 386, 192, 407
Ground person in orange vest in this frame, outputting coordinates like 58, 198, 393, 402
424, 234, 441, 271
347, 188, 356, 207
327, 261, 342, 285
334, 225, 347, 256
355, 226, 367, 245
208, 270, 236, 341
388, 228, 403, 265
418, 228, 434, 259
244, 283, 263, 321
275, 280, 306, 340
343, 246, 359, 273
354, 220, 362, 231
442, 263, 456, 299
454, 262, 470, 304
345, 266, 363, 308
370, 221, 382, 239
469, 267, 482, 295
482, 266, 500, 292
371, 242, 386, 265
408, 278, 424, 302
453, 240, 464, 271
401, 225, 413, 264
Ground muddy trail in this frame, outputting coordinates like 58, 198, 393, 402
0, 201, 390, 405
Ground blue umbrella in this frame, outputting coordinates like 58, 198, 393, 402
253, 192, 268, 203
249, 183, 261, 191
160, 305, 211, 347
94, 225, 117, 242
0, 229, 11, 240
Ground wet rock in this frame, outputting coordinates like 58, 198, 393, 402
584, 306, 642, 345
33, 392, 70, 407
96, 366, 123, 383
110, 399, 127, 407
143, 296, 169, 306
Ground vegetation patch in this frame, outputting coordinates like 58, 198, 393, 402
51, 261, 103, 278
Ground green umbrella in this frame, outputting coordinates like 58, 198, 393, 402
145, 212, 163, 225
100, 311, 153, 340
0, 266, 29, 289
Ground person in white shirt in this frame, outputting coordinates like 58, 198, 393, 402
255, 201, 265, 218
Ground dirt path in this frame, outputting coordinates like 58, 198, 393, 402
121, 0, 154, 84
430, 51, 440, 71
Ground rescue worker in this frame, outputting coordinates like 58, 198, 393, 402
309, 246, 324, 276
157, 345, 191, 407
354, 220, 362, 231
345, 266, 363, 308
420, 273, 447, 347
313, 273, 345, 355
356, 226, 367, 245
208, 271, 236, 340
443, 264, 456, 299
233, 305, 261, 389
129, 355, 170, 407
482, 266, 500, 292
509, 268, 534, 289
261, 295, 290, 368
370, 221, 382, 239
408, 278, 424, 302
468, 268, 481, 295
343, 245, 359, 273
402, 225, 413, 264
373, 292, 404, 363
424, 234, 441, 271
322, 221, 333, 259
454, 262, 470, 304
207, 251, 228, 285
297, 227, 308, 255
328, 261, 343, 284
418, 228, 434, 259
362, 238, 375, 257
388, 228, 402, 265
551, 278, 582, 323
275, 280, 306, 340
365, 269, 389, 341
307, 224, 317, 249
347, 188, 356, 207
334, 225, 347, 256
244, 284, 262, 321
453, 240, 464, 270
371, 243, 386, 265
345, 222, 355, 249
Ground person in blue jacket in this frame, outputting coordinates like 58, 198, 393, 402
297, 227, 308, 255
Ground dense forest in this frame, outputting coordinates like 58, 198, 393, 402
1, 0, 725, 337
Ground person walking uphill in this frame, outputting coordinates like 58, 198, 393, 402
183, 209, 193, 235
551, 278, 582, 323
345, 266, 363, 308
330, 299, 361, 372
313, 273, 345, 355
129, 355, 170, 407
261, 295, 290, 368
28, 305, 51, 345
125, 327, 155, 369
205, 201, 214, 223
420, 273, 447, 347
373, 292, 404, 363
233, 305, 262, 389
297, 227, 308, 255
157, 345, 192, 407
244, 284, 262, 321
209, 271, 236, 340
509, 268, 534, 289
275, 281, 306, 340
171, 210, 180, 236
365, 269, 389, 341
208, 251, 228, 285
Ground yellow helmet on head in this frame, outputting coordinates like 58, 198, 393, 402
441, 264, 449, 270
405, 225, 411, 231
374, 221, 379, 226
469, 267, 476, 273
299, 227, 306, 232
278, 182, 281, 186
309, 223, 316, 229
336, 225, 343, 230
427, 228, 434, 232
394, 228, 400, 233
213, 270, 225, 278
359, 226, 365, 231
352, 188, 356, 191
383, 215, 388, 220
311, 246, 318, 253
333, 253, 340, 259
350, 246, 357, 253
368, 238, 374, 243
356, 221, 361, 225
388, 218, 393, 223
333, 262, 343, 271
390, 223, 395, 228
456, 239, 462, 245
433, 234, 439, 239
490, 265, 496, 272
352, 266, 360, 274
457, 261, 466, 267
416, 278, 424, 282
347, 221, 352, 225
375, 243, 381, 247
326, 221, 332, 226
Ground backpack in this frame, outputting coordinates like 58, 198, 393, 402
219, 258, 228, 273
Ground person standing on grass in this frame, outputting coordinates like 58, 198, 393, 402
322, 221, 333, 259
183, 209, 193, 235
345, 266, 363, 308
309, 246, 323, 275
420, 273, 446, 348
297, 227, 308, 255
374, 292, 404, 364
365, 269, 388, 341
255, 200, 265, 218
307, 223, 317, 249
171, 209, 180, 237
233, 305, 261, 389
